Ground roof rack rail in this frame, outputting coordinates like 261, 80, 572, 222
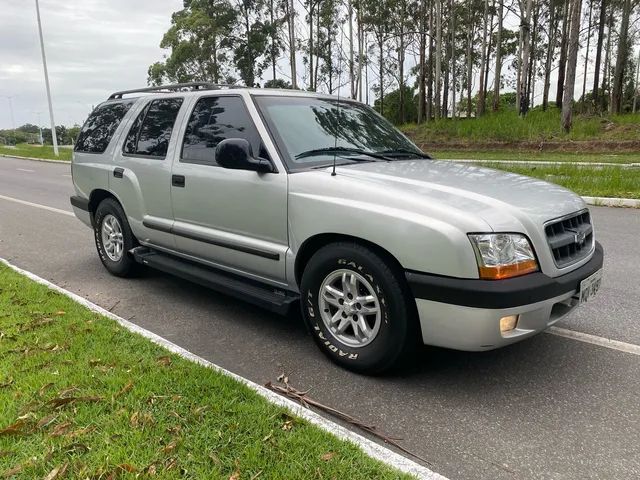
108, 82, 245, 100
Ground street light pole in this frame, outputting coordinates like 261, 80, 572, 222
35, 0, 59, 156
2, 96, 16, 130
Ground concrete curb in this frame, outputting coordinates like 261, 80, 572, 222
0, 153, 70, 164
441, 158, 640, 168
0, 257, 445, 480
582, 196, 640, 208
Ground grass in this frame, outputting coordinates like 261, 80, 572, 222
402, 108, 640, 144
477, 163, 640, 199
430, 150, 640, 163
0, 265, 409, 479
0, 144, 72, 161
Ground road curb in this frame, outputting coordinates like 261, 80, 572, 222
582, 196, 640, 208
0, 153, 70, 164
442, 158, 640, 168
0, 257, 445, 480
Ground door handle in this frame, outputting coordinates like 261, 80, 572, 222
113, 167, 124, 178
172, 175, 185, 187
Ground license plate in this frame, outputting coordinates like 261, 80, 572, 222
579, 269, 603, 304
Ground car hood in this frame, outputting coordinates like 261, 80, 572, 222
329, 159, 586, 230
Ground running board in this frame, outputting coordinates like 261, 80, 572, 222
131, 247, 299, 316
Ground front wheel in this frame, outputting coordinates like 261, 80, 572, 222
300, 242, 418, 374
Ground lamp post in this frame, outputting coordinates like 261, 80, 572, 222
2, 96, 16, 130
35, 0, 59, 156
32, 111, 44, 144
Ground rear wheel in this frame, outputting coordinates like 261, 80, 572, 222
300, 242, 418, 374
93, 198, 139, 277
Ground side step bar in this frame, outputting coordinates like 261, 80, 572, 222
131, 247, 299, 316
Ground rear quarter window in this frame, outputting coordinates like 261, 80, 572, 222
75, 101, 134, 153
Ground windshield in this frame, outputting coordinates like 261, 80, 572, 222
253, 95, 425, 170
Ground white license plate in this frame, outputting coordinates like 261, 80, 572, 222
579, 269, 603, 304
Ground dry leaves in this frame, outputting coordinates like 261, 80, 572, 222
47, 396, 102, 409
320, 452, 337, 462
130, 411, 155, 429
44, 463, 68, 480
114, 380, 134, 399
0, 419, 31, 436
156, 355, 172, 366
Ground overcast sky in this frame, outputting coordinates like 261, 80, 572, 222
0, 0, 181, 129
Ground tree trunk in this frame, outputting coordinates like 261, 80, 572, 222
581, 0, 593, 111
379, 36, 384, 113
356, 1, 363, 100
435, 0, 442, 119
603, 8, 613, 111
308, 1, 314, 90
466, 2, 473, 118
349, 0, 355, 98
633, 47, 640, 113
451, 0, 456, 119
556, 0, 570, 107
477, 0, 490, 117
611, 0, 631, 114
417, 0, 427, 123
426, 1, 434, 122
562, 0, 582, 132
518, 0, 533, 116
493, 0, 503, 111
542, 0, 558, 110
592, 0, 606, 107
398, 0, 406, 123
287, 0, 297, 88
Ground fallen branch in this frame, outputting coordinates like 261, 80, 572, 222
265, 380, 432, 466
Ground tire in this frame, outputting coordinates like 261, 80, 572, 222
93, 198, 139, 277
300, 242, 419, 374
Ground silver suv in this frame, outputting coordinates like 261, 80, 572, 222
70, 83, 604, 373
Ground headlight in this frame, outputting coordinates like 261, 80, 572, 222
468, 233, 538, 280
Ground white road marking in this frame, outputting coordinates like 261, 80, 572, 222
0, 193, 74, 217
546, 327, 640, 356
2, 192, 639, 361
16, 168, 34, 173
0, 258, 444, 480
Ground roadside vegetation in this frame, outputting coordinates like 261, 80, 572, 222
403, 109, 640, 145
0, 143, 71, 161
0, 264, 408, 479
478, 163, 640, 200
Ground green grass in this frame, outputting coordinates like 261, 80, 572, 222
402, 108, 640, 144
430, 150, 640, 163
477, 163, 640, 199
0, 144, 72, 161
0, 265, 409, 479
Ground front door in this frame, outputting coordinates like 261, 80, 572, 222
169, 95, 288, 285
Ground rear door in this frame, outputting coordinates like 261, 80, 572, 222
108, 96, 186, 249
169, 94, 288, 285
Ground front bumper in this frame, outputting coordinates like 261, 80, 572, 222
406, 242, 604, 350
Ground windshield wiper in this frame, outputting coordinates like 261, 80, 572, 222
376, 148, 431, 159
295, 146, 389, 161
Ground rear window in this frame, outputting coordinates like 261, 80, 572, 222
75, 101, 134, 153
123, 98, 183, 158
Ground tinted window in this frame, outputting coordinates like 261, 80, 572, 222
75, 101, 134, 153
181, 96, 266, 165
124, 98, 183, 158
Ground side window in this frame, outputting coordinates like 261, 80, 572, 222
181, 96, 266, 165
75, 101, 133, 153
123, 98, 183, 158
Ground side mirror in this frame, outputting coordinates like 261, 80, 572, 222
215, 138, 274, 173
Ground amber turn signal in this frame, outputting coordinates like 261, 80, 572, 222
478, 259, 539, 280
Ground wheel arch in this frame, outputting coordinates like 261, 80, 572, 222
88, 189, 122, 226
294, 233, 407, 289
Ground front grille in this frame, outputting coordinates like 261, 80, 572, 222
545, 210, 593, 268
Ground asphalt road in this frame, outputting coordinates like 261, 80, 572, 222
1, 156, 639, 480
